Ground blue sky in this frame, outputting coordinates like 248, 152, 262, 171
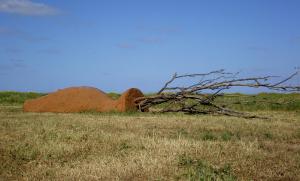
0, 0, 299, 93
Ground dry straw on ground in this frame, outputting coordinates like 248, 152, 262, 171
1, 104, 300, 180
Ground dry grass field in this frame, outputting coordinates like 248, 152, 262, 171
1, 102, 300, 180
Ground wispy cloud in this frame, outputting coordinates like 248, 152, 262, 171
3, 47, 22, 54
0, 59, 26, 75
116, 25, 179, 48
0, 64, 13, 75
38, 48, 62, 55
10, 58, 26, 68
0, 0, 60, 16
0, 26, 49, 42
116, 43, 135, 49
246, 46, 269, 53
0, 26, 18, 35
139, 36, 163, 44
10, 58, 23, 62
158, 27, 181, 33
137, 25, 181, 34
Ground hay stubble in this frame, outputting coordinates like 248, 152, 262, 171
0, 105, 300, 180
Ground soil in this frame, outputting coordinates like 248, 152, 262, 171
23, 86, 144, 113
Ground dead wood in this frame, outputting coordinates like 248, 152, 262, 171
135, 69, 300, 118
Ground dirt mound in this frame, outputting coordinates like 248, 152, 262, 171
23, 87, 144, 113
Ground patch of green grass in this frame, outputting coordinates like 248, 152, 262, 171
148, 92, 300, 112
264, 132, 273, 139
170, 128, 239, 142
119, 141, 132, 150
0, 91, 45, 105
10, 143, 39, 162
201, 131, 217, 141
107, 92, 121, 100
217, 93, 300, 111
178, 154, 236, 180
221, 131, 234, 141
177, 128, 189, 138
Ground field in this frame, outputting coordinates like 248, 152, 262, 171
1, 92, 300, 180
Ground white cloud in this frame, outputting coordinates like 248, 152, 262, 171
116, 43, 135, 49
0, 0, 59, 16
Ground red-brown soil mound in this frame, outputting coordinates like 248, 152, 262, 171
23, 87, 144, 113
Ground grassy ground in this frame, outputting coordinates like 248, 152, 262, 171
0, 91, 46, 105
0, 92, 300, 180
1, 91, 300, 111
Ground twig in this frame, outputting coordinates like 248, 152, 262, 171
136, 70, 299, 119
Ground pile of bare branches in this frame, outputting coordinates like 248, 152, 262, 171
135, 69, 300, 118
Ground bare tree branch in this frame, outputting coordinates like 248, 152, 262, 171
136, 70, 300, 118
